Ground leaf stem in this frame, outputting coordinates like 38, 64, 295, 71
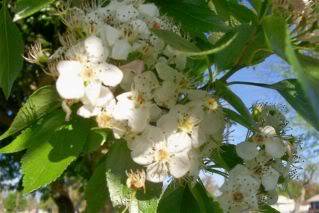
227, 81, 271, 88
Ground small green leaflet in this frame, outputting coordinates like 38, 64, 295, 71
0, 3, 24, 98
21, 115, 90, 193
14, 0, 56, 21
0, 86, 61, 141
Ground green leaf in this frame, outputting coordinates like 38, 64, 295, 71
214, 24, 270, 71
153, 29, 235, 57
263, 15, 319, 130
154, 0, 229, 35
158, 183, 200, 213
14, 0, 55, 21
0, 3, 24, 98
227, 1, 257, 24
223, 108, 254, 130
0, 111, 65, 153
21, 116, 90, 193
211, 144, 243, 171
215, 81, 255, 129
152, 29, 200, 52
85, 157, 109, 213
105, 142, 161, 211
189, 181, 222, 213
0, 86, 61, 141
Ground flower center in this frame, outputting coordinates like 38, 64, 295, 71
96, 113, 112, 128
178, 116, 194, 133
232, 191, 244, 203
81, 66, 95, 82
135, 94, 145, 106
155, 149, 170, 162
251, 135, 265, 144
206, 98, 218, 111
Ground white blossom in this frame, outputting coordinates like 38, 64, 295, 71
129, 126, 192, 182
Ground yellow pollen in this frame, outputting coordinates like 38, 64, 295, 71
207, 98, 218, 111
96, 113, 112, 128
136, 95, 145, 106
156, 149, 170, 162
81, 67, 95, 81
178, 116, 194, 133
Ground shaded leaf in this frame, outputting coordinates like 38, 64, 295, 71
158, 183, 200, 213
211, 144, 243, 171
0, 86, 61, 141
189, 180, 222, 213
0, 3, 24, 98
14, 0, 55, 21
85, 157, 109, 213
154, 0, 229, 35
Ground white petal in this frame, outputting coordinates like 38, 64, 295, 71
157, 113, 178, 135
131, 137, 154, 165
95, 86, 114, 107
84, 82, 101, 105
115, 4, 139, 22
167, 132, 192, 153
97, 63, 123, 87
229, 164, 251, 180
120, 60, 145, 74
149, 105, 162, 122
104, 25, 121, 46
265, 138, 286, 159
262, 167, 280, 191
84, 36, 105, 62
175, 54, 187, 70
260, 126, 277, 136
144, 126, 165, 144
146, 162, 168, 183
57, 60, 83, 76
111, 39, 132, 60
236, 142, 259, 160
138, 3, 159, 17
131, 19, 150, 38
128, 107, 150, 133
77, 105, 100, 118
56, 75, 84, 100
169, 152, 191, 178
154, 81, 178, 108
155, 62, 178, 81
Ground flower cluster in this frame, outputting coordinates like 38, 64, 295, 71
217, 104, 296, 213
50, 0, 226, 183
42, 0, 298, 211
